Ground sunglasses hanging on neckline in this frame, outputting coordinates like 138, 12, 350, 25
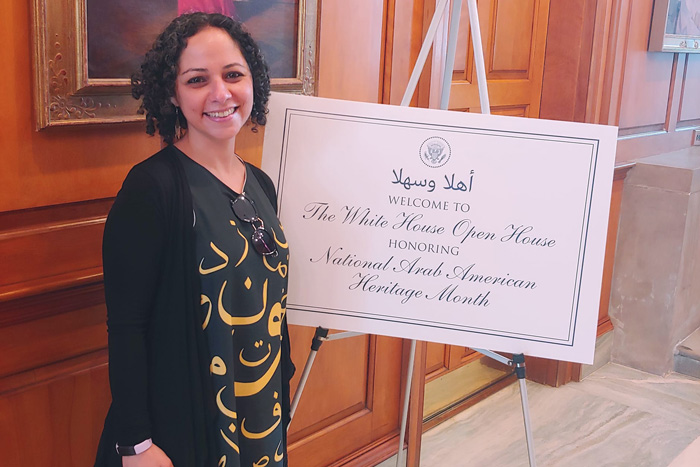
230, 194, 279, 257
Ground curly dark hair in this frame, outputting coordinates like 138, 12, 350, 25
131, 12, 270, 145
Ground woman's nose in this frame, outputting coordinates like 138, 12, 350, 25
211, 77, 232, 103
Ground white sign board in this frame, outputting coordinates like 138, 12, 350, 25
261, 93, 617, 364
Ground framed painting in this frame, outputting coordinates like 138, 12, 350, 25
31, 0, 318, 129
649, 0, 700, 53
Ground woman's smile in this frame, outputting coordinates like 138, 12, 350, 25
204, 107, 237, 118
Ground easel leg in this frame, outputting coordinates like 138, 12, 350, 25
466, 0, 491, 113
440, 0, 464, 110
400, 0, 451, 106
513, 354, 537, 467
289, 326, 328, 427
406, 341, 428, 467
395, 339, 417, 467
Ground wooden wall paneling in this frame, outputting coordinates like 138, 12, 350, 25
568, 0, 597, 124
0, 304, 106, 379
0, 198, 111, 467
382, 0, 397, 104
585, 0, 617, 125
594, 0, 633, 128
678, 54, 700, 125
589, 0, 699, 162
0, 276, 105, 330
231, 123, 267, 168
614, 45, 691, 161
316, 0, 385, 103
524, 356, 570, 387
616, 0, 675, 134
666, 54, 685, 135
0, 200, 109, 298
539, 0, 597, 123
0, 347, 107, 397
597, 165, 634, 335
615, 124, 698, 161
0, 361, 110, 467
0, 397, 22, 467
378, 0, 391, 103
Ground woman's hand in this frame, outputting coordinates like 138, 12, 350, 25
122, 443, 173, 467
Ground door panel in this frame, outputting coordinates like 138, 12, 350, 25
448, 0, 550, 116
490, 0, 536, 76
425, 342, 449, 376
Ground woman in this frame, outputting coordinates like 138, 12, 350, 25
95, 12, 294, 467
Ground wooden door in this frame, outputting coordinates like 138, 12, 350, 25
447, 0, 551, 116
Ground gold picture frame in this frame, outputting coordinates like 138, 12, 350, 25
31, 0, 318, 130
649, 0, 700, 53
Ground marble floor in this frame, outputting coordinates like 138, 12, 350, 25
377, 363, 700, 467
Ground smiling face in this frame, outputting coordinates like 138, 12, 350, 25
171, 27, 254, 145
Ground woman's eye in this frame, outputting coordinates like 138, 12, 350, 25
186, 76, 205, 84
226, 71, 244, 79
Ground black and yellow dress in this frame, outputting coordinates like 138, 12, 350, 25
180, 151, 289, 467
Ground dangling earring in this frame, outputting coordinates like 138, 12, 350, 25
175, 106, 183, 140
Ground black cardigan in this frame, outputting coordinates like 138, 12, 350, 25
95, 146, 294, 466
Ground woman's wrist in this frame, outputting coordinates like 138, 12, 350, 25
116, 438, 153, 456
